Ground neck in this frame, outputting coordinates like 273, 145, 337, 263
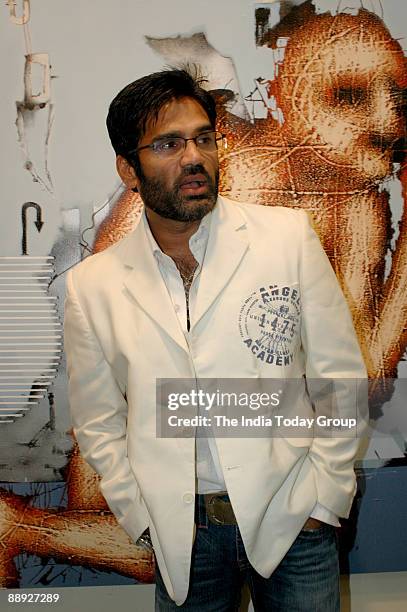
145, 207, 202, 257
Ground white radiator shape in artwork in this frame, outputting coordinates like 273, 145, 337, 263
0, 256, 62, 424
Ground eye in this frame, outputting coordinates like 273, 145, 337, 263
196, 132, 215, 146
154, 138, 182, 152
331, 86, 367, 106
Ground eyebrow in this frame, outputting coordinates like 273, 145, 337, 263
153, 124, 213, 140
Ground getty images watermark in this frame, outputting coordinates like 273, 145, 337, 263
156, 378, 369, 438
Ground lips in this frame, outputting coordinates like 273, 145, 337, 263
179, 174, 208, 188
178, 173, 209, 196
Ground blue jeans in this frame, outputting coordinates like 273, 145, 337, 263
155, 494, 340, 611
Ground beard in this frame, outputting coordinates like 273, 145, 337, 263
138, 164, 219, 222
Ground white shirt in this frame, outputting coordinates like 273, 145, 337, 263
142, 208, 340, 527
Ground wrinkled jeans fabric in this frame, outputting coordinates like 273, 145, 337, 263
155, 494, 340, 611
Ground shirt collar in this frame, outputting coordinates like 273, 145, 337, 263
142, 206, 213, 261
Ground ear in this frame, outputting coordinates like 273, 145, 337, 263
116, 155, 140, 192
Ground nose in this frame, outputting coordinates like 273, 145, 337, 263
179, 138, 205, 167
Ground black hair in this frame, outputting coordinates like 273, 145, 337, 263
106, 66, 217, 174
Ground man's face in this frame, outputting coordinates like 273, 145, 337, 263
133, 97, 219, 222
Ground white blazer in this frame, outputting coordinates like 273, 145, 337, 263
64, 196, 367, 605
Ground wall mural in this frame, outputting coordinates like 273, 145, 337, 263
0, 0, 406, 588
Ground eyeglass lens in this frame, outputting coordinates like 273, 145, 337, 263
153, 132, 222, 156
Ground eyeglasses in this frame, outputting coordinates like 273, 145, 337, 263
131, 131, 226, 158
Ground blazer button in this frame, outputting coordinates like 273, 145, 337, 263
183, 492, 194, 504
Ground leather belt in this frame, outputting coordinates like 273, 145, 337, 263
203, 491, 237, 525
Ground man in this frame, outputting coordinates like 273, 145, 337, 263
64, 68, 367, 610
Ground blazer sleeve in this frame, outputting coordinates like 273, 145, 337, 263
64, 268, 149, 543
299, 211, 368, 518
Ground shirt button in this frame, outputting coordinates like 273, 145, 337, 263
174, 304, 180, 312
183, 492, 194, 504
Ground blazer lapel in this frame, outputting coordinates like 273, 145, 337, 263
192, 197, 249, 330
119, 215, 189, 353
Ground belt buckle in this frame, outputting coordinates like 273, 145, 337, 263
204, 492, 236, 525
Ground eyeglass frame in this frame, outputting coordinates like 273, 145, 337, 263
128, 130, 226, 158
